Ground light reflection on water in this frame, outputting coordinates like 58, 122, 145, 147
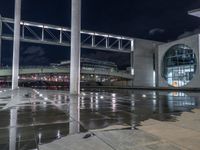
0, 88, 200, 149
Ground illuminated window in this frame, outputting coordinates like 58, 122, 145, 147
162, 44, 196, 87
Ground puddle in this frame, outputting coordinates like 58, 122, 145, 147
0, 88, 200, 149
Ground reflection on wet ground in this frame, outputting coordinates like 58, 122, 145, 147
0, 88, 200, 149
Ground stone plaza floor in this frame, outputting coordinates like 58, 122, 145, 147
0, 88, 200, 150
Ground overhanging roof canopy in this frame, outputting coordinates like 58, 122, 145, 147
188, 8, 200, 17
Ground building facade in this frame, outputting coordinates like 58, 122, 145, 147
56, 58, 118, 73
156, 34, 200, 89
132, 38, 162, 87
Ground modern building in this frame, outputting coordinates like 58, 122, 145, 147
129, 8, 200, 89
129, 34, 200, 90
16, 58, 129, 86
54, 58, 118, 72
50, 58, 121, 84
131, 38, 163, 87
156, 34, 200, 89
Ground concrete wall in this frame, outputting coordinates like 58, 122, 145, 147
133, 38, 162, 87
157, 34, 200, 88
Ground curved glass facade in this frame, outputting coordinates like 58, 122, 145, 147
162, 44, 197, 87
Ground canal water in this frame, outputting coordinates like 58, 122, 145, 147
0, 88, 199, 149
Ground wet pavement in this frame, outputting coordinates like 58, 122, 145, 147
0, 88, 200, 150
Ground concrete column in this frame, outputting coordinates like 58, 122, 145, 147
130, 40, 134, 87
69, 96, 80, 134
130, 51, 134, 75
130, 40, 134, 75
0, 16, 2, 66
9, 91, 20, 150
12, 0, 21, 90
9, 108, 17, 150
70, 0, 81, 95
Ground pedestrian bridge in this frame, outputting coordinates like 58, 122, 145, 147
0, 67, 133, 79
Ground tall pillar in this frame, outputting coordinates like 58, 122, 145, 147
70, 0, 81, 95
130, 51, 134, 75
0, 15, 2, 66
9, 108, 17, 150
69, 96, 80, 134
130, 40, 134, 87
12, 0, 21, 90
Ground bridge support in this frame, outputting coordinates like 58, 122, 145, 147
70, 0, 81, 95
12, 0, 21, 90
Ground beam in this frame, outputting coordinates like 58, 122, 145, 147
70, 0, 81, 95
1, 35, 131, 53
12, 0, 21, 90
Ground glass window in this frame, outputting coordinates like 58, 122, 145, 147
162, 44, 197, 87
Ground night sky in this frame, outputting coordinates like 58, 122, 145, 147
1, 0, 200, 68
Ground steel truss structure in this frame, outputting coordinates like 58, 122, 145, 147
0, 16, 134, 53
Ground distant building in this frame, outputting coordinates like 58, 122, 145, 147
51, 58, 118, 72
46, 58, 126, 84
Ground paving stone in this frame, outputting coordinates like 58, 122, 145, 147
95, 130, 160, 150
40, 133, 114, 150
